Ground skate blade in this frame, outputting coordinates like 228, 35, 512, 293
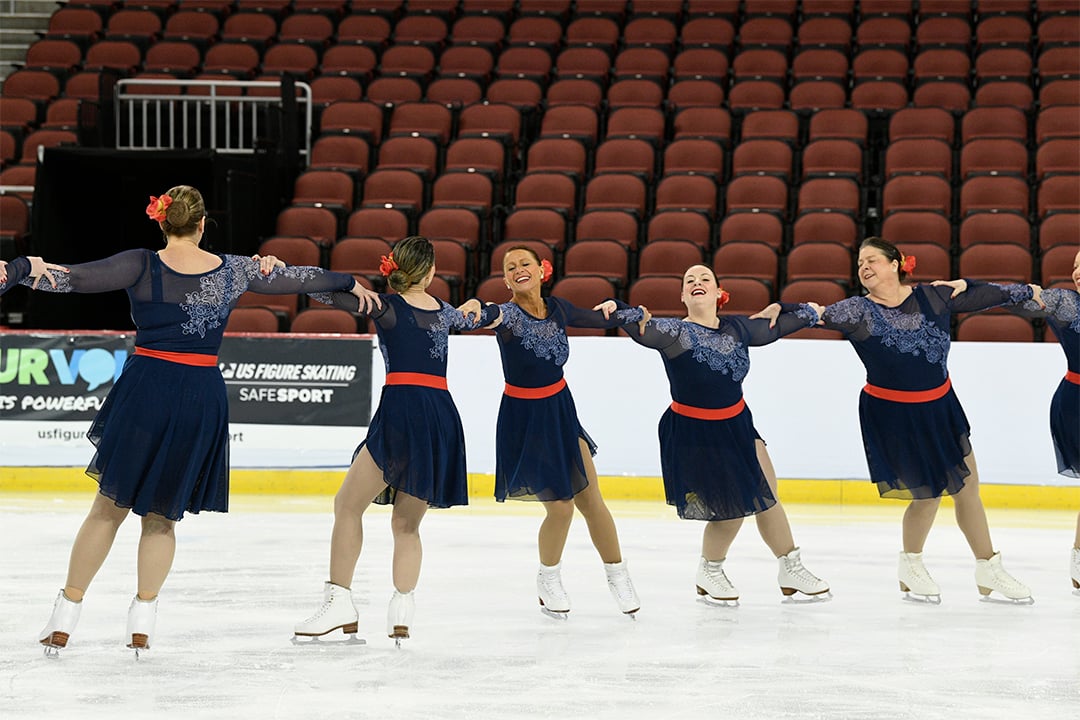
291, 634, 366, 646
781, 590, 833, 604
540, 607, 569, 620
977, 592, 1034, 605
697, 595, 739, 608
1072, 588, 1080, 598
901, 591, 942, 605
42, 645, 61, 659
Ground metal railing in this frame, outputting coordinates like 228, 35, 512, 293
114, 78, 312, 163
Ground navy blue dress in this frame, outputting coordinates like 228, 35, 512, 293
821, 282, 1034, 499
0, 252, 357, 520
622, 306, 819, 520
1015, 288, 1080, 478
330, 292, 499, 508
491, 297, 644, 502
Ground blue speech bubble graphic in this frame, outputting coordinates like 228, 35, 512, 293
77, 348, 117, 392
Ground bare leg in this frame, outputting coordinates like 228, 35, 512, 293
136, 513, 176, 600
329, 447, 389, 588
64, 492, 131, 602
538, 499, 574, 566
702, 518, 744, 561
572, 438, 622, 564
1074, 512, 1079, 550
902, 498, 941, 554
951, 452, 995, 560
390, 491, 428, 593
751, 440, 797, 557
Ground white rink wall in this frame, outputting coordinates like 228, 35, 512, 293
1, 336, 1071, 486
451, 336, 1069, 487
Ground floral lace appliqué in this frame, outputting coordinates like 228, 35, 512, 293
852, 297, 952, 376
180, 256, 256, 337
426, 303, 458, 361
792, 303, 819, 326
1042, 289, 1080, 332
665, 319, 751, 381
20, 271, 73, 294
500, 302, 569, 366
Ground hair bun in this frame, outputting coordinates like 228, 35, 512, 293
165, 199, 191, 226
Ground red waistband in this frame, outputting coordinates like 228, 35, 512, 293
134, 347, 218, 367
1066, 371, 1080, 385
385, 372, 448, 390
504, 378, 567, 399
670, 397, 746, 421
863, 377, 952, 403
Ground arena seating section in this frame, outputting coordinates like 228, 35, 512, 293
1, 0, 1077, 338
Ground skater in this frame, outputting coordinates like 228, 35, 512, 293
1008, 246, 1080, 593
620, 264, 831, 604
0, 185, 376, 655
294, 235, 499, 645
812, 237, 1039, 603
465, 246, 648, 618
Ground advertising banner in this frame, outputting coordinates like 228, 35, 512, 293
0, 331, 373, 467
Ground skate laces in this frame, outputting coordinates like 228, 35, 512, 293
302, 598, 333, 624
607, 571, 635, 602
785, 556, 821, 584
985, 563, 1027, 593
538, 571, 568, 601
904, 557, 934, 584
702, 562, 733, 589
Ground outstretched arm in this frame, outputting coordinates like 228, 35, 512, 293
937, 279, 1034, 313
1, 251, 147, 296
736, 303, 821, 346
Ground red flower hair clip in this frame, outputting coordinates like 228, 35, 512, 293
540, 259, 553, 283
900, 254, 917, 273
146, 195, 172, 222
379, 253, 398, 277
716, 288, 731, 310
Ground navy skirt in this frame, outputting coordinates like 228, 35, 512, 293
658, 404, 774, 521
495, 387, 596, 502
360, 384, 469, 508
87, 355, 230, 521
859, 388, 973, 500
1050, 376, 1080, 478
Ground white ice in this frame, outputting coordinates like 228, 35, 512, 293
1, 494, 1077, 720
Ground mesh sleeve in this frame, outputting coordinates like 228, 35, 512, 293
15, 250, 148, 294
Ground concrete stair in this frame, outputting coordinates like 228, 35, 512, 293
0, 0, 63, 83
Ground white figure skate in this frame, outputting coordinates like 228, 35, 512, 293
696, 557, 739, 607
387, 590, 415, 648
975, 552, 1033, 604
777, 548, 832, 602
604, 560, 640, 617
293, 581, 364, 645
898, 551, 942, 604
537, 563, 570, 619
39, 590, 82, 657
127, 595, 158, 659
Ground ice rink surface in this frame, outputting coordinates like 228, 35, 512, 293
1, 493, 1077, 720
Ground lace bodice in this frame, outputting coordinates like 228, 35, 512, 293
821, 281, 1034, 390
623, 305, 818, 408
1, 252, 356, 354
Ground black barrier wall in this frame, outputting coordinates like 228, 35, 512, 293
17, 148, 285, 331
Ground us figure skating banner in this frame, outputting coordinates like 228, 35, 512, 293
0, 331, 374, 468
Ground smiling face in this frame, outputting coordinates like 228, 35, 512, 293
1073, 249, 1080, 291
681, 264, 719, 310
502, 248, 543, 295
857, 246, 900, 294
